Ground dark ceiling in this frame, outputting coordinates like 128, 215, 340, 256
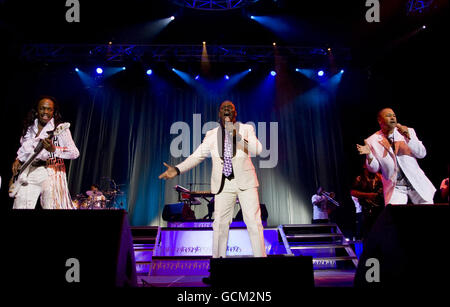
1, 0, 448, 67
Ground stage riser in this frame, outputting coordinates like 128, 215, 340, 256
154, 228, 283, 257
151, 259, 210, 276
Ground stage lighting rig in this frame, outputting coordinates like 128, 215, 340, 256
171, 0, 260, 11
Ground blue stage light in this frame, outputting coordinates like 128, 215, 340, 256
146, 69, 153, 75
270, 71, 276, 76
171, 68, 175, 71
75, 68, 79, 72
96, 67, 103, 74
250, 16, 255, 19
295, 68, 300, 72
225, 75, 229, 80
340, 69, 344, 73
248, 68, 252, 72
195, 75, 200, 80
170, 16, 175, 20
317, 70, 324, 77
122, 67, 126, 70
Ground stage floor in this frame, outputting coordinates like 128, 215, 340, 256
137, 269, 355, 287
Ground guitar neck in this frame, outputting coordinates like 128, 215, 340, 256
17, 141, 45, 176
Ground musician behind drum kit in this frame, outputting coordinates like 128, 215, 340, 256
311, 186, 339, 224
85, 184, 106, 208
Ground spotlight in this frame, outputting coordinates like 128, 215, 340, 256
146, 69, 153, 75
340, 69, 344, 73
96, 67, 103, 74
250, 16, 255, 19
122, 67, 126, 70
225, 75, 229, 80
171, 68, 175, 71
75, 67, 79, 72
170, 16, 175, 20
295, 68, 300, 72
195, 75, 200, 80
203, 41, 206, 45
273, 42, 276, 46
317, 70, 324, 77
108, 41, 112, 45
248, 68, 252, 72
422, 25, 426, 29
270, 71, 276, 76
327, 48, 331, 51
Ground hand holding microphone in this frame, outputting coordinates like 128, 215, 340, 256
396, 123, 410, 140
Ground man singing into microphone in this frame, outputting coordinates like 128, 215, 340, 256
159, 100, 266, 258
356, 108, 436, 205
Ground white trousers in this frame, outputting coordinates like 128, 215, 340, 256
13, 166, 53, 209
212, 178, 266, 258
389, 185, 433, 205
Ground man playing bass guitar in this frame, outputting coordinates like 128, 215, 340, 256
10, 96, 79, 209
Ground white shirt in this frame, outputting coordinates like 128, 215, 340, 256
351, 196, 362, 214
312, 194, 329, 220
17, 118, 79, 162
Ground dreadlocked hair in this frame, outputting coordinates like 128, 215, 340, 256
22, 95, 63, 137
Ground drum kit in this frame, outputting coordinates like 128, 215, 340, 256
72, 177, 125, 210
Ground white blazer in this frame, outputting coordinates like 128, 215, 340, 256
365, 128, 436, 204
176, 123, 262, 194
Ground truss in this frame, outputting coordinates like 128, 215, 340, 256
20, 43, 351, 66
171, 0, 259, 10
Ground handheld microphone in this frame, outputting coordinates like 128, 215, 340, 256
396, 123, 410, 140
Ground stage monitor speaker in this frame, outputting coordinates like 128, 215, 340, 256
234, 203, 268, 221
354, 204, 449, 287
209, 255, 314, 288
3, 209, 137, 287
162, 202, 184, 221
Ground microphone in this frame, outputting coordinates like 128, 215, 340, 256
224, 116, 233, 134
396, 123, 410, 140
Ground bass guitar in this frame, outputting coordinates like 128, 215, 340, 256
9, 123, 70, 198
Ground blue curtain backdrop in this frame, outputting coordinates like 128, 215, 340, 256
1, 65, 352, 229
56, 68, 348, 227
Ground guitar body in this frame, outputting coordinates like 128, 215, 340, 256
8, 123, 70, 199
8, 167, 30, 198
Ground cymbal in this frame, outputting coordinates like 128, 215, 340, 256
86, 190, 103, 196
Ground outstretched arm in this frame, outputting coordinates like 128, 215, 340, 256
356, 140, 380, 173
158, 162, 179, 180
159, 132, 212, 179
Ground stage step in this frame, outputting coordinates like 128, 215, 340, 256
286, 233, 344, 239
290, 244, 349, 250
131, 227, 160, 275
279, 224, 358, 270
131, 226, 159, 244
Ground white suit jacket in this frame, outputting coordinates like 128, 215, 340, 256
176, 123, 262, 194
365, 128, 436, 205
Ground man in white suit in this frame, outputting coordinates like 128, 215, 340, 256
159, 100, 266, 258
356, 108, 436, 205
